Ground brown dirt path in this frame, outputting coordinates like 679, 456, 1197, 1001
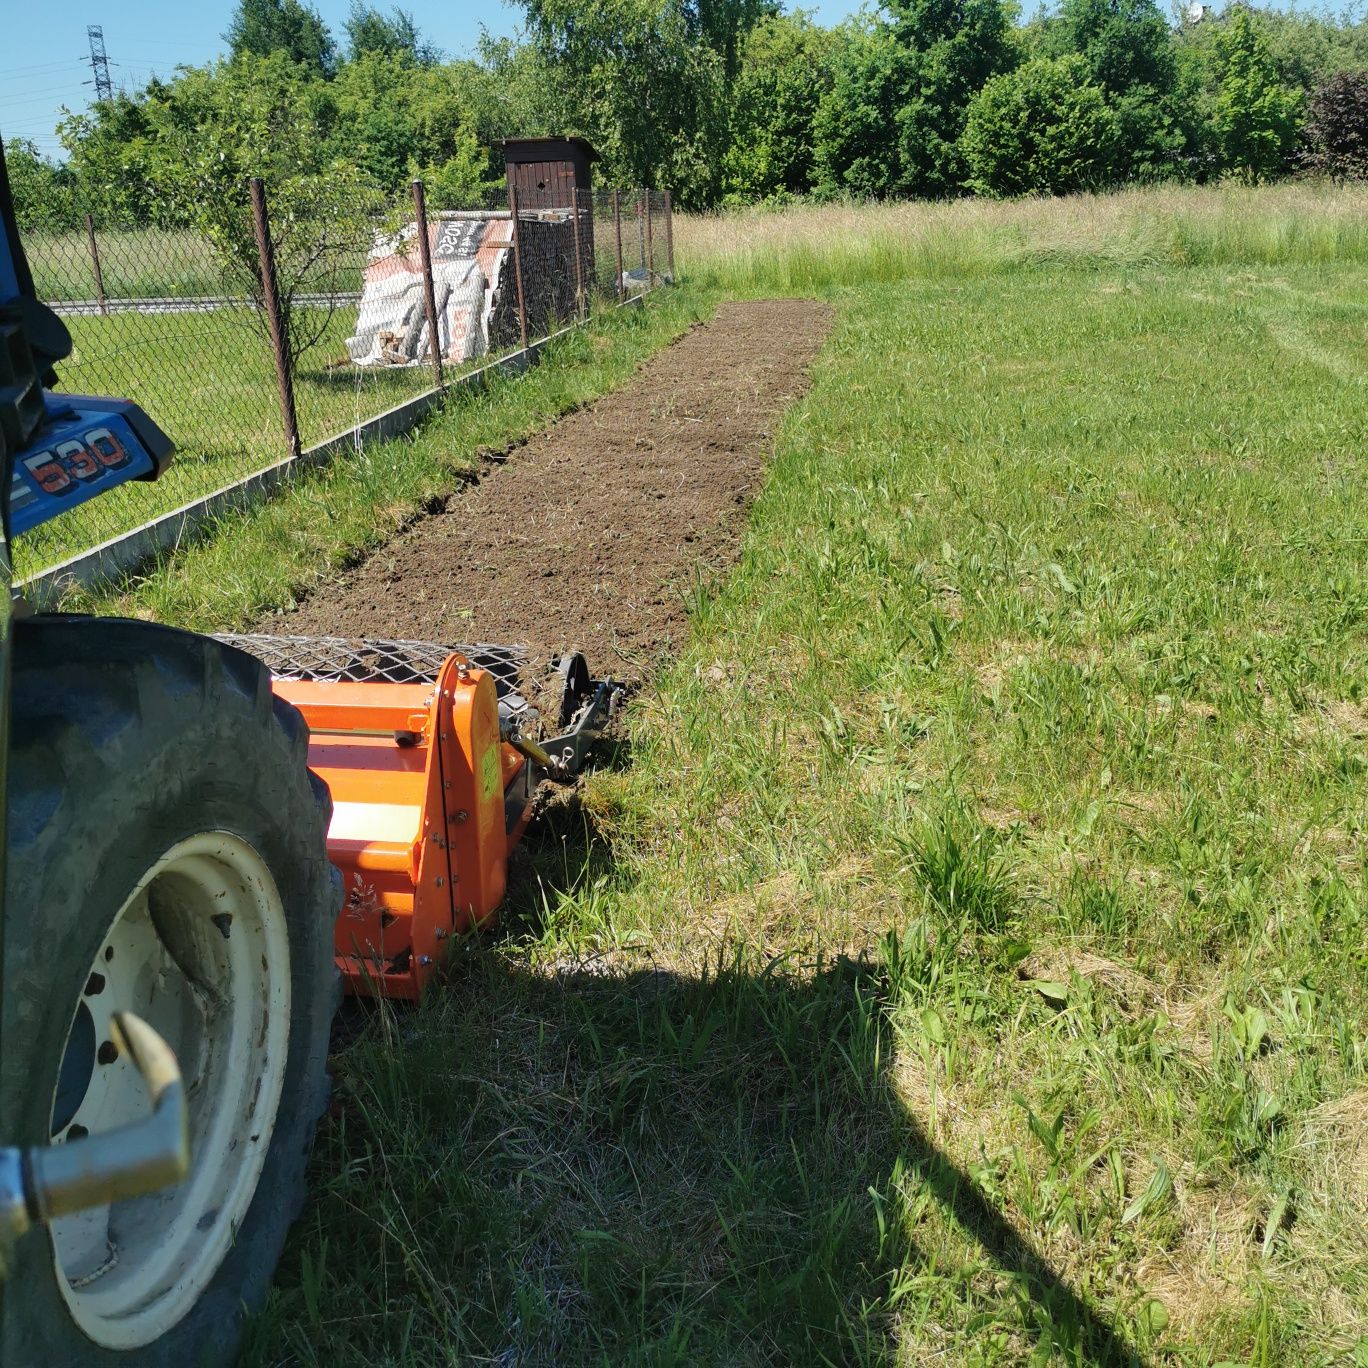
260, 299, 832, 681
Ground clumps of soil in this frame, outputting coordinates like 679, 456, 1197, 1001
258, 299, 833, 683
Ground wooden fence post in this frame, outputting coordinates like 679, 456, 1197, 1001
663, 190, 675, 282
249, 178, 301, 460
570, 187, 586, 320
410, 179, 444, 389
508, 185, 529, 351
612, 188, 624, 303
646, 190, 654, 283
84, 214, 108, 316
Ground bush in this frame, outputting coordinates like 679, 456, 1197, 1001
723, 15, 834, 202
961, 55, 1120, 197
5, 138, 80, 231
813, 20, 915, 199
1303, 68, 1368, 179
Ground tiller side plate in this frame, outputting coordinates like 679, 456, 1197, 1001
217, 634, 619, 1000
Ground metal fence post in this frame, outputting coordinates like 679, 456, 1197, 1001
612, 188, 624, 303
508, 185, 529, 352
663, 189, 675, 282
570, 188, 586, 320
84, 213, 108, 316
410, 179, 443, 389
249, 177, 301, 460
646, 190, 654, 284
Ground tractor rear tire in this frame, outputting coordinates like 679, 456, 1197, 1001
1, 617, 340, 1366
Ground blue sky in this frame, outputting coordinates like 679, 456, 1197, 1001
1, 1, 864, 159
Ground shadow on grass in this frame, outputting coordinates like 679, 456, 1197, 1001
249, 780, 1145, 1367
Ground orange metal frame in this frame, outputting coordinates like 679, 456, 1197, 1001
272, 653, 534, 1000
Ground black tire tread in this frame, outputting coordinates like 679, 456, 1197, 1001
2, 616, 338, 1367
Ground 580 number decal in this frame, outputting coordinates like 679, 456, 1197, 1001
22, 427, 131, 497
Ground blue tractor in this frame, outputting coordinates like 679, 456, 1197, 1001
0, 137, 340, 1364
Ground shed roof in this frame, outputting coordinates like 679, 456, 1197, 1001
501, 136, 600, 164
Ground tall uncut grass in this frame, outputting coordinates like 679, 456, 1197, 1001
676, 180, 1368, 292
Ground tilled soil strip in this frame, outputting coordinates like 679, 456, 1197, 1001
259, 299, 833, 684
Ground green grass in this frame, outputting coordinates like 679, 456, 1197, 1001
62, 286, 712, 627
675, 180, 1368, 295
18, 305, 524, 578
24, 226, 225, 301
75, 187, 1368, 1365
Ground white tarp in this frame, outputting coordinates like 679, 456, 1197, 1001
347, 212, 512, 368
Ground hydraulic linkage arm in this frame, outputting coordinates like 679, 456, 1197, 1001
0, 1014, 188, 1277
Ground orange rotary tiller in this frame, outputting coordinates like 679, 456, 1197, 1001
217, 635, 619, 1000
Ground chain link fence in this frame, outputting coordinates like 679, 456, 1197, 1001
15, 183, 673, 582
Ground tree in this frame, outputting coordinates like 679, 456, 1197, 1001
1210, 7, 1301, 182
409, 126, 490, 208
330, 53, 500, 200
473, 34, 560, 145
961, 54, 1120, 196
814, 0, 1015, 201
1055, 0, 1173, 94
813, 19, 915, 198
143, 54, 376, 368
1303, 68, 1368, 180
331, 52, 423, 189
4, 138, 79, 230
1050, 0, 1186, 178
515, 0, 785, 202
58, 24, 512, 218
225, 0, 338, 77
689, 0, 782, 81
1248, 10, 1368, 93
724, 13, 834, 201
517, 0, 727, 205
57, 90, 166, 225
888, 0, 1016, 197
344, 3, 437, 64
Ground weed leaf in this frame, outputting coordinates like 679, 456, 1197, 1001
1122, 1158, 1172, 1225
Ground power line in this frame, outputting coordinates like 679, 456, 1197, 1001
0, 115, 75, 129
3, 70, 86, 90
0, 89, 86, 109
87, 25, 113, 103
0, 76, 81, 91
115, 57, 202, 68
0, 59, 84, 80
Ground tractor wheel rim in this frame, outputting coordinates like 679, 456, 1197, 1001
47, 831, 292, 1349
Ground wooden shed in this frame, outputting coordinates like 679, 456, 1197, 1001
502, 136, 599, 312
502, 136, 598, 211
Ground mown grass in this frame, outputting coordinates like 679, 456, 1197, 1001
16, 295, 622, 578
76, 185, 1368, 1365
16, 305, 436, 578
566, 260, 1367, 1364
24, 225, 225, 301
61, 287, 712, 628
